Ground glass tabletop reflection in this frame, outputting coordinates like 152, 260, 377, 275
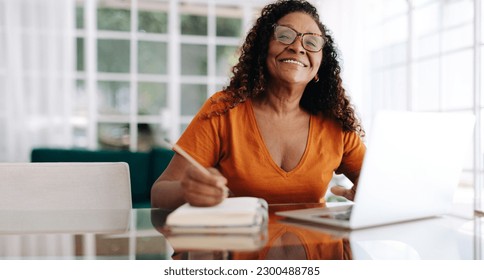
0, 205, 482, 260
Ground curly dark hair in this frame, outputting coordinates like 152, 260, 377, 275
211, 0, 364, 136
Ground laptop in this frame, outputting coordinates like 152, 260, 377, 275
276, 111, 475, 229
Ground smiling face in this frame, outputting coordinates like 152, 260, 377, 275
266, 12, 323, 88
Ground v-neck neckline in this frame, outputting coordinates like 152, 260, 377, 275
246, 98, 312, 176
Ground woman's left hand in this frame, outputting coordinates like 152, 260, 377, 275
330, 186, 355, 201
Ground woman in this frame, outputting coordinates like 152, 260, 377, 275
151, 0, 365, 209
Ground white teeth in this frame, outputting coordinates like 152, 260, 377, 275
281, 59, 305, 67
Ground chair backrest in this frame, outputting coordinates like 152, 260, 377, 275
0, 162, 132, 210
31, 148, 151, 206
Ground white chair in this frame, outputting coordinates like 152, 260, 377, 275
0, 162, 132, 210
0, 162, 133, 258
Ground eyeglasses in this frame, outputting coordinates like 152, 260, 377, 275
273, 24, 325, 52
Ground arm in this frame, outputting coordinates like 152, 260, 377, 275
151, 153, 228, 209
152, 93, 228, 209
331, 131, 366, 201
330, 178, 358, 201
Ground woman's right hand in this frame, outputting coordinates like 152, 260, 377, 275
180, 165, 228, 207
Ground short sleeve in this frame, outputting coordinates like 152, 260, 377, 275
335, 131, 366, 184
176, 93, 226, 168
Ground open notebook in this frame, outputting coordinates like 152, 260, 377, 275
276, 111, 475, 229
165, 197, 268, 234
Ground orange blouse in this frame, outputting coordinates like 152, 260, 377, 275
176, 91, 366, 204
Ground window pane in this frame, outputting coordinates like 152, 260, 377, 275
98, 123, 130, 150
73, 81, 87, 146
480, 109, 484, 208
216, 84, 225, 92
98, 39, 130, 73
372, 43, 407, 69
137, 123, 157, 151
459, 111, 475, 173
413, 33, 440, 59
381, 0, 407, 17
442, 50, 473, 110
412, 0, 436, 8
138, 82, 167, 115
370, 72, 384, 112
138, 11, 168, 33
370, 67, 408, 111
181, 84, 207, 115
76, 6, 84, 29
98, 123, 158, 151
442, 24, 473, 52
216, 45, 238, 76
73, 79, 88, 148
73, 127, 88, 148
180, 123, 189, 135
181, 44, 207, 75
0, 32, 3, 70
181, 14, 208, 35
381, 16, 408, 46
411, 59, 440, 111
387, 66, 407, 110
443, 0, 473, 28
389, 43, 407, 66
74, 80, 87, 115
454, 170, 474, 215
97, 81, 130, 115
138, 41, 167, 74
459, 171, 474, 189
481, 0, 484, 43
97, 8, 130, 32
370, 49, 385, 70
0, 118, 5, 161
412, 2, 439, 37
76, 38, 84, 71
216, 17, 242, 37
0, 77, 5, 112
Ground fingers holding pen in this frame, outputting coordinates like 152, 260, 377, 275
181, 166, 228, 207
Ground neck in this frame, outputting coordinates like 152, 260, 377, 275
254, 84, 305, 116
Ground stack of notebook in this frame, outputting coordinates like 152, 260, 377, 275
164, 197, 268, 251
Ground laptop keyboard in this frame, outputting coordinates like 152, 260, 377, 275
332, 205, 353, 220
315, 205, 353, 221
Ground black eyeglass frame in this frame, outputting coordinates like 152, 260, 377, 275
272, 24, 326, 52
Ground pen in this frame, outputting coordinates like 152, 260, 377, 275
160, 139, 229, 196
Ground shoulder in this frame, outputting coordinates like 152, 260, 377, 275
313, 113, 364, 144
313, 113, 343, 133
199, 91, 247, 113
197, 91, 250, 119
195, 91, 228, 115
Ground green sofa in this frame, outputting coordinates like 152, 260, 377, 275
31, 147, 174, 208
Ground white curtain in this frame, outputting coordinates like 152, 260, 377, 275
0, 0, 75, 162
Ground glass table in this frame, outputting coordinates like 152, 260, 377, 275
0, 204, 483, 260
